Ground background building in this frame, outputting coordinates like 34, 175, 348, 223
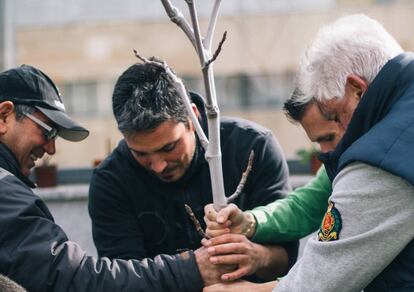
2, 0, 414, 168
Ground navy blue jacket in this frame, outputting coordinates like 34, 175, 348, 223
89, 93, 298, 274
322, 52, 414, 291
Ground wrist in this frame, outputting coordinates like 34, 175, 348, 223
241, 212, 256, 238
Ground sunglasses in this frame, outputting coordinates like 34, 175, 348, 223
24, 113, 58, 141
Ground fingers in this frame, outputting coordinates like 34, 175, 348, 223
216, 203, 240, 224
204, 204, 217, 221
204, 204, 233, 238
204, 203, 245, 239
205, 226, 230, 239
204, 233, 246, 247
204, 216, 232, 230
204, 203, 240, 224
221, 267, 250, 281
210, 253, 248, 265
208, 242, 248, 257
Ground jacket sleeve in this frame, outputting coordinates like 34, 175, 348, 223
275, 163, 414, 292
88, 166, 147, 260
0, 175, 203, 292
250, 166, 331, 243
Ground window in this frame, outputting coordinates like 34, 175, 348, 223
60, 80, 114, 116
58, 72, 295, 116
184, 72, 295, 109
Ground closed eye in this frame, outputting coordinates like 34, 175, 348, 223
161, 141, 178, 153
131, 149, 147, 157
317, 134, 336, 143
129, 140, 179, 157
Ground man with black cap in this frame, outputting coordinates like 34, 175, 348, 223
0, 64, 225, 291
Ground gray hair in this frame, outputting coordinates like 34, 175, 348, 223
297, 14, 403, 105
14, 104, 35, 121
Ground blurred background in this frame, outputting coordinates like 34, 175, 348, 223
3, 0, 414, 167
1, 0, 413, 255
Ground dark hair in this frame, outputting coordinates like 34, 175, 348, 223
112, 60, 189, 136
283, 88, 314, 123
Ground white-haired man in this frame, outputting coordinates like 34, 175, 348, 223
203, 14, 414, 292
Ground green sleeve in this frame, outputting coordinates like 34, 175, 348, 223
249, 166, 332, 243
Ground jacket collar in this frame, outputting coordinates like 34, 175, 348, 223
320, 52, 414, 180
0, 142, 36, 187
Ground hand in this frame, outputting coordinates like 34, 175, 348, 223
194, 246, 236, 286
204, 203, 256, 238
202, 233, 268, 281
203, 279, 277, 292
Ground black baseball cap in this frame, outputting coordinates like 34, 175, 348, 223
0, 64, 89, 141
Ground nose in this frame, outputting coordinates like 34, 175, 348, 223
149, 155, 167, 174
43, 139, 56, 155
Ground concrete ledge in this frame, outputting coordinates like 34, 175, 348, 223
31, 159, 311, 186
33, 175, 313, 202
34, 184, 89, 202
56, 168, 94, 184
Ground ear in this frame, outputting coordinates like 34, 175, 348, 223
346, 74, 368, 100
0, 101, 15, 135
191, 103, 200, 118
187, 103, 200, 132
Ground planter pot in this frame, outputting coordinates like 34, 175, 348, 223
34, 165, 57, 188
93, 159, 103, 167
310, 155, 322, 175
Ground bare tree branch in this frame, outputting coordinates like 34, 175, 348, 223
204, 0, 222, 50
185, 0, 209, 64
160, 0, 197, 49
185, 204, 210, 239
159, 1, 228, 210
204, 31, 227, 69
227, 150, 255, 203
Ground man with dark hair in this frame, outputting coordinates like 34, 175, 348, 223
88, 60, 298, 281
0, 64, 228, 291
283, 88, 310, 122
202, 90, 343, 283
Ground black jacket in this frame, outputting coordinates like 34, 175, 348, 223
89, 93, 298, 271
0, 143, 203, 292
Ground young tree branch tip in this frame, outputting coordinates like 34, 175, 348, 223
227, 150, 255, 203
133, 49, 148, 63
185, 204, 210, 239
133, 49, 168, 72
204, 0, 222, 50
204, 31, 227, 69
186, 0, 208, 64
160, 0, 196, 48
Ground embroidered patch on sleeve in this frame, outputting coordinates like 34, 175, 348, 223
318, 201, 342, 241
